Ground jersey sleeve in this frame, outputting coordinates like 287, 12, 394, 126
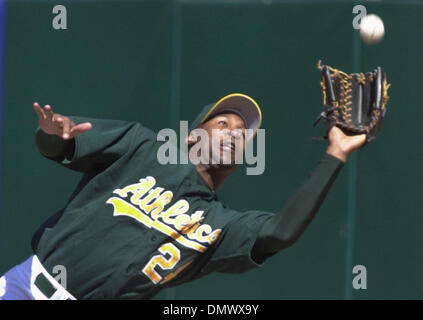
199, 210, 274, 275
36, 116, 147, 172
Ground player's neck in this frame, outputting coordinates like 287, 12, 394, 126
196, 164, 237, 191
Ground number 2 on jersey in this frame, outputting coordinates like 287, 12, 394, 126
142, 243, 180, 284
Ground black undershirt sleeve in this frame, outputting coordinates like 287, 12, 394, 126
252, 153, 344, 263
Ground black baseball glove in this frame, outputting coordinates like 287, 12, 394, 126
314, 60, 390, 143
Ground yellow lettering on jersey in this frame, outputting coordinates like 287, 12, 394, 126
206, 229, 222, 244
194, 224, 213, 243
142, 243, 181, 284
139, 187, 164, 212
107, 197, 207, 252
160, 200, 190, 224
148, 191, 173, 219
107, 196, 153, 227
185, 223, 200, 239
184, 219, 220, 245
174, 214, 191, 231
113, 176, 156, 205
108, 176, 222, 251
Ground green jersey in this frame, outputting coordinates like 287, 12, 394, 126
32, 117, 274, 299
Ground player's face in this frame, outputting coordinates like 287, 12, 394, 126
199, 112, 246, 167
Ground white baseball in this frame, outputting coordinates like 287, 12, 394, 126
360, 14, 385, 45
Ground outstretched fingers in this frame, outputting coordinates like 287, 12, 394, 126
70, 122, 92, 138
33, 102, 56, 121
44, 104, 55, 120
33, 102, 46, 120
33, 102, 92, 140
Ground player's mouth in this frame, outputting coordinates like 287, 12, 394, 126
220, 141, 235, 153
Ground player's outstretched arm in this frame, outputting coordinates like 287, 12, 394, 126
33, 102, 92, 160
34, 102, 147, 172
251, 127, 366, 263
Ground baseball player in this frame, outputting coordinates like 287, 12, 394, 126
0, 93, 367, 300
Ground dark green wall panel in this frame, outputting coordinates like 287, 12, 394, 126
354, 3, 423, 299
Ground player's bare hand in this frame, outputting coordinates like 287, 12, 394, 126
33, 102, 92, 140
326, 126, 366, 163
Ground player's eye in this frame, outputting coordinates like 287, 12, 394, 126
218, 120, 228, 127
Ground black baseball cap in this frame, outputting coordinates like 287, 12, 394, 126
189, 93, 262, 141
